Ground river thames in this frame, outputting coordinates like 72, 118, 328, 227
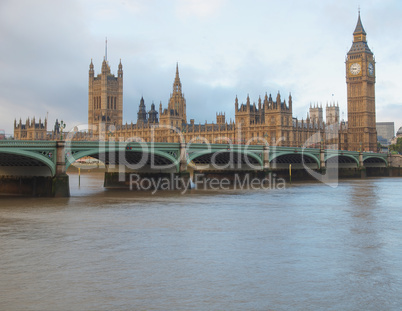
1, 172, 401, 310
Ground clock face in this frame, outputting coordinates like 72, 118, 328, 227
368, 63, 374, 75
350, 63, 361, 75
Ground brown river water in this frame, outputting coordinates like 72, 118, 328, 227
1, 171, 402, 310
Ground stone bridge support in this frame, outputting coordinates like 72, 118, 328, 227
53, 141, 70, 197
388, 154, 402, 177
358, 151, 366, 178
179, 142, 188, 172
263, 145, 270, 170
320, 148, 325, 170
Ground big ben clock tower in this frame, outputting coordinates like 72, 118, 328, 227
346, 12, 377, 152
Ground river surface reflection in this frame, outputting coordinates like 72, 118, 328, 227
1, 172, 402, 310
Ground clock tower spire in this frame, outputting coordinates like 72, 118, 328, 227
346, 11, 377, 152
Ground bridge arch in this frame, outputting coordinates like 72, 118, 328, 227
325, 154, 359, 167
363, 155, 388, 167
270, 152, 320, 169
188, 149, 263, 170
0, 149, 55, 176
66, 147, 179, 172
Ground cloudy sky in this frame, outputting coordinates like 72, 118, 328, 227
1, 0, 401, 135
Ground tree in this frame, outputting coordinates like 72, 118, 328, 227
389, 137, 402, 154
377, 141, 382, 152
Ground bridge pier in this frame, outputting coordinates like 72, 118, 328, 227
180, 142, 188, 172
358, 151, 366, 178
263, 145, 270, 170
52, 141, 70, 197
359, 151, 364, 167
320, 148, 325, 169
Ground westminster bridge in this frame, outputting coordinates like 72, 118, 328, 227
0, 140, 393, 196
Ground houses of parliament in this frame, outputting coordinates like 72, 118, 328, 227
14, 13, 377, 152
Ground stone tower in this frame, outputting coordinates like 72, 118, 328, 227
159, 63, 187, 128
88, 57, 123, 135
137, 97, 147, 126
326, 102, 339, 125
216, 112, 226, 124
309, 103, 323, 125
168, 63, 187, 125
346, 12, 377, 151
148, 102, 159, 124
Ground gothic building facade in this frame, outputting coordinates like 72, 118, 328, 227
14, 117, 47, 140
88, 57, 123, 134
74, 63, 346, 149
14, 13, 377, 152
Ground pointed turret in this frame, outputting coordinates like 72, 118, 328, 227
264, 93, 268, 108
148, 101, 159, 124
289, 93, 292, 111
349, 11, 372, 54
137, 97, 147, 125
118, 59, 123, 78
353, 11, 367, 39
101, 57, 110, 74
173, 62, 182, 93
175, 62, 179, 79
89, 59, 94, 77
276, 91, 281, 109
167, 63, 186, 124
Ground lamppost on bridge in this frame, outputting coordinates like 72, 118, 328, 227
60, 120, 66, 140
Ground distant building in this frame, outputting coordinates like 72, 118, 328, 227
391, 126, 402, 145
376, 122, 395, 145
14, 117, 47, 140
88, 57, 123, 135
14, 118, 68, 141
